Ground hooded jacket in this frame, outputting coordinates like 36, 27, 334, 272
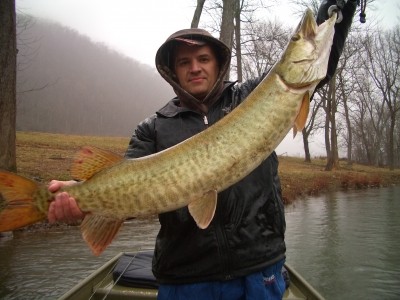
125, 28, 286, 284
125, 1, 357, 284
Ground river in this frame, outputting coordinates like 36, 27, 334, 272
0, 187, 399, 299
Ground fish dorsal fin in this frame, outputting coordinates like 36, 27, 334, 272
71, 146, 123, 181
188, 190, 217, 229
80, 214, 124, 256
293, 93, 310, 137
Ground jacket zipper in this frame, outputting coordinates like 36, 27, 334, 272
203, 115, 209, 126
216, 209, 233, 280
202, 112, 232, 278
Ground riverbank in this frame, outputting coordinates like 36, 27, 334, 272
15, 131, 400, 205
278, 156, 400, 204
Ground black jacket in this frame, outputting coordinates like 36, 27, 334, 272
125, 79, 286, 284
124, 2, 357, 282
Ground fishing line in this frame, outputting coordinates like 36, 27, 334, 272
86, 251, 139, 300
102, 251, 139, 300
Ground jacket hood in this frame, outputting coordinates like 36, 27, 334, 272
155, 28, 231, 112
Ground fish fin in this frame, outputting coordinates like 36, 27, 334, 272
188, 190, 217, 229
293, 92, 310, 138
71, 146, 124, 181
301, 9, 317, 39
0, 171, 47, 231
80, 214, 124, 256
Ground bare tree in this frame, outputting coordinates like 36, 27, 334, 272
0, 0, 17, 172
191, 0, 206, 28
219, 0, 236, 79
346, 48, 387, 166
200, 0, 273, 81
240, 19, 289, 79
234, 0, 243, 82
324, 77, 340, 170
363, 27, 400, 170
302, 97, 324, 162
335, 32, 363, 165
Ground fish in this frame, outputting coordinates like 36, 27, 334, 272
0, 9, 336, 255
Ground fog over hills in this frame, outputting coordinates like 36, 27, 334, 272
16, 15, 174, 136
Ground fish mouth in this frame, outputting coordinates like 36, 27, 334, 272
277, 73, 317, 92
293, 59, 314, 64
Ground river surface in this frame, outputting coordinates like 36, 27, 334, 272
1, 187, 399, 299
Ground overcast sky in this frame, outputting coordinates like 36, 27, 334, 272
15, 0, 400, 156
17, 0, 399, 67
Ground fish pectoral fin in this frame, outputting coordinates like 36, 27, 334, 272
80, 214, 124, 256
188, 190, 217, 229
71, 146, 124, 181
293, 92, 310, 138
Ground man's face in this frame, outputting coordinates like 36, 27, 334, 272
174, 44, 219, 100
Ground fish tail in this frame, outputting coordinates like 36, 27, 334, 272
0, 171, 47, 232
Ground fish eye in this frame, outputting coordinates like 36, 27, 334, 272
291, 34, 300, 41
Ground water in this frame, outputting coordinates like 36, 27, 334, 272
0, 218, 160, 300
285, 186, 400, 300
1, 187, 400, 299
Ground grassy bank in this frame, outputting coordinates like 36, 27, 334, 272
15, 131, 400, 204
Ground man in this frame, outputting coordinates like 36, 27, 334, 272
48, 1, 357, 299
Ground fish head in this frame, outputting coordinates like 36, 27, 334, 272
276, 8, 336, 90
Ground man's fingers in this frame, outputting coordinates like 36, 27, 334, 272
48, 202, 57, 223
66, 197, 84, 221
48, 180, 63, 193
48, 180, 77, 193
48, 192, 84, 224
47, 180, 83, 223
53, 192, 70, 222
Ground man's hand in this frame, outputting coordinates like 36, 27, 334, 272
48, 180, 85, 224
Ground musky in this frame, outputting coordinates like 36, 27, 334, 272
15, 0, 400, 156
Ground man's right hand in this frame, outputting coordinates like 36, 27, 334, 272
48, 180, 85, 224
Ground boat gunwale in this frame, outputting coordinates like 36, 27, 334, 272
58, 251, 325, 300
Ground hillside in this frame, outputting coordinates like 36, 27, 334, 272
16, 14, 174, 136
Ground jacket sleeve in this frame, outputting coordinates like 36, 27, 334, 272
315, 0, 358, 89
125, 114, 157, 159
232, 71, 269, 103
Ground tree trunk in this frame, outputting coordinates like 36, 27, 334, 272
220, 0, 235, 80
302, 128, 311, 163
324, 95, 331, 158
191, 0, 206, 28
325, 77, 340, 171
0, 0, 17, 172
234, 0, 242, 82
388, 113, 395, 170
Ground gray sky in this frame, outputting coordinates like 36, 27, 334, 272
17, 0, 399, 67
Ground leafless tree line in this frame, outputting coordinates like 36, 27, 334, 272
191, 0, 399, 170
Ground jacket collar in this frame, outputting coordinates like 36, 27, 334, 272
157, 81, 237, 118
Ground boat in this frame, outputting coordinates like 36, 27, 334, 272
59, 251, 325, 300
